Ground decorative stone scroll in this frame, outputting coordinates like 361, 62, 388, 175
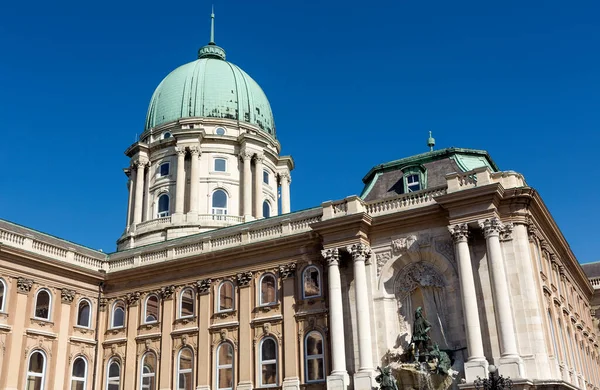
237, 272, 253, 287
17, 277, 33, 294
125, 291, 141, 306
321, 248, 340, 267
196, 279, 212, 294
395, 261, 446, 300
346, 243, 371, 262
278, 263, 296, 279
159, 285, 175, 300
239, 151, 253, 161
448, 223, 469, 243
61, 289, 76, 304
527, 218, 540, 242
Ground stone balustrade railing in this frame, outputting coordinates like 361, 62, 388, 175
590, 277, 600, 289
446, 166, 526, 193
365, 186, 447, 215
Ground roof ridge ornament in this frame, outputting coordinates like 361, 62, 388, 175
198, 6, 226, 60
427, 131, 435, 152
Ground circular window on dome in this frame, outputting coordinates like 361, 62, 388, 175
162, 132, 172, 139
215, 127, 226, 136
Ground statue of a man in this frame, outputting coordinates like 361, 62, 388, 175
411, 306, 431, 360
376, 366, 398, 390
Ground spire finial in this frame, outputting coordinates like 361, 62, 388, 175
427, 131, 436, 152
209, 5, 215, 44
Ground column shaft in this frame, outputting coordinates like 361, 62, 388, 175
280, 173, 291, 214
133, 161, 146, 225
253, 155, 264, 218
242, 153, 253, 218
125, 176, 134, 228
321, 249, 347, 375
175, 147, 186, 214
189, 147, 200, 214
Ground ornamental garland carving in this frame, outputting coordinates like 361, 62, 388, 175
196, 279, 212, 294
61, 289, 76, 304
375, 251, 392, 278
278, 263, 296, 279
159, 285, 175, 300
499, 222, 514, 242
236, 272, 253, 287
17, 277, 33, 294
434, 239, 455, 264
321, 248, 340, 266
126, 292, 141, 306
346, 243, 371, 262
394, 261, 445, 301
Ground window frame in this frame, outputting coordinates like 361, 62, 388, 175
179, 287, 195, 319
139, 352, 157, 390
177, 347, 194, 390
70, 356, 88, 390
106, 358, 121, 390
405, 173, 421, 192
111, 300, 126, 329
259, 337, 278, 387
33, 288, 52, 321
215, 127, 226, 136
162, 132, 172, 139
216, 342, 234, 390
262, 200, 271, 219
211, 189, 228, 218
76, 298, 93, 328
302, 266, 322, 299
144, 294, 160, 324
0, 278, 6, 312
263, 170, 269, 185
401, 165, 426, 193
213, 158, 227, 173
157, 193, 170, 218
304, 331, 325, 383
159, 162, 170, 177
217, 281, 235, 313
26, 349, 47, 390
258, 274, 277, 307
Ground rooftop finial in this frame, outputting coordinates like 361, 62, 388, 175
209, 5, 215, 44
427, 131, 436, 152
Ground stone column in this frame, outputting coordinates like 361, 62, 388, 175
142, 162, 150, 221
479, 217, 524, 378
123, 292, 141, 390
347, 244, 375, 390
52, 289, 76, 389
188, 146, 200, 218
321, 248, 349, 390
196, 279, 212, 390
240, 151, 253, 220
237, 272, 254, 390
280, 263, 300, 390
174, 146, 187, 217
133, 160, 147, 225
159, 286, 175, 390
280, 172, 291, 214
253, 154, 264, 218
448, 224, 488, 381
126, 175, 134, 229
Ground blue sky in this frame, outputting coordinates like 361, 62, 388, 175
0, 0, 598, 261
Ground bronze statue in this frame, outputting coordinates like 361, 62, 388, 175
411, 306, 431, 361
430, 343, 451, 375
376, 366, 398, 390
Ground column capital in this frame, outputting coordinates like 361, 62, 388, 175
346, 243, 371, 263
237, 271, 253, 287
17, 277, 33, 294
278, 262, 297, 279
189, 145, 201, 156
196, 278, 212, 294
60, 288, 76, 304
239, 151, 253, 161
448, 223, 469, 243
175, 146, 187, 156
159, 285, 176, 300
125, 291, 141, 306
134, 159, 149, 168
479, 217, 511, 239
279, 172, 291, 184
253, 153, 264, 163
321, 248, 341, 267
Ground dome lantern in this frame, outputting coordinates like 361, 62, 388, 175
198, 8, 226, 60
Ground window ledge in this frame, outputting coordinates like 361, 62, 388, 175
213, 309, 237, 319
0, 312, 8, 319
30, 317, 53, 327
106, 327, 126, 335
175, 316, 197, 326
139, 321, 161, 331
73, 325, 94, 335
209, 171, 231, 176
256, 303, 280, 313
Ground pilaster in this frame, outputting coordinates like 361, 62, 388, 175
94, 297, 109, 390
123, 292, 141, 390
197, 278, 212, 390
240, 151, 253, 220
188, 146, 201, 219
52, 288, 75, 389
253, 154, 264, 219
159, 286, 175, 390
237, 272, 253, 390
280, 263, 300, 390
174, 146, 187, 220
280, 172, 291, 215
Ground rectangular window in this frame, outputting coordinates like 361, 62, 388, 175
160, 163, 170, 177
214, 158, 226, 172
406, 174, 420, 192
263, 170, 269, 184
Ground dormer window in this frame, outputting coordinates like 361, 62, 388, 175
406, 174, 420, 192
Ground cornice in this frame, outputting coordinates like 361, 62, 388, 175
310, 212, 372, 247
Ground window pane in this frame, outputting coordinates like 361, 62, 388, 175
214, 159, 226, 172
218, 368, 233, 389
113, 306, 125, 327
262, 339, 276, 360
109, 362, 120, 377
26, 376, 42, 390
307, 358, 324, 381
212, 190, 227, 208
262, 363, 277, 385
219, 283, 233, 311
158, 195, 169, 213
0, 281, 4, 311
263, 170, 269, 184
178, 372, 192, 390
218, 344, 233, 365
215, 127, 226, 136
160, 163, 169, 176
146, 296, 159, 322
77, 302, 90, 327
262, 201, 270, 218
179, 348, 193, 370
29, 352, 44, 373
143, 353, 156, 372
72, 357, 86, 377
35, 291, 50, 319
261, 276, 275, 304
306, 333, 323, 356
303, 267, 320, 297
181, 289, 194, 317
71, 380, 85, 390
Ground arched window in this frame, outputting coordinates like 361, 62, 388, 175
106, 358, 121, 390
140, 352, 157, 390
26, 350, 47, 390
262, 201, 270, 218
305, 331, 325, 382
177, 347, 193, 390
218, 281, 234, 312
77, 299, 92, 328
144, 295, 159, 323
34, 289, 51, 320
111, 301, 126, 329
259, 274, 276, 306
70, 356, 87, 390
259, 337, 278, 387
212, 190, 228, 218
302, 266, 321, 299
263, 170, 269, 184
179, 288, 195, 318
216, 343, 234, 390
157, 194, 170, 218
0, 278, 6, 312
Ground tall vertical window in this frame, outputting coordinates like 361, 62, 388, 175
140, 352, 157, 390
547, 310, 559, 358
111, 301, 126, 328
106, 359, 121, 390
159, 162, 170, 177
157, 194, 170, 218
259, 274, 276, 306
0, 278, 5, 312
77, 299, 91, 328
144, 295, 159, 323
26, 350, 47, 390
406, 174, 420, 192
179, 288, 195, 318
70, 357, 87, 390
214, 158, 227, 172
177, 348, 193, 390
34, 289, 51, 320
262, 201, 271, 218
260, 337, 278, 387
305, 331, 325, 383
216, 343, 234, 390
263, 170, 269, 184
218, 281, 234, 312
212, 190, 228, 218
302, 266, 321, 299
